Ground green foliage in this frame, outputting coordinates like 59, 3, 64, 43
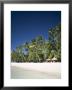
11, 24, 61, 62
48, 24, 61, 61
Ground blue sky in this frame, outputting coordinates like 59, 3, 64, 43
11, 11, 61, 50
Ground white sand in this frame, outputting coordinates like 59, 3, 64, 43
11, 63, 61, 79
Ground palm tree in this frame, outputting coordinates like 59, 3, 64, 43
35, 36, 45, 62
48, 24, 61, 61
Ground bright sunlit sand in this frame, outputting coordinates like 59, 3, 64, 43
11, 63, 61, 79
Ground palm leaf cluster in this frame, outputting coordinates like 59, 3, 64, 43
11, 24, 61, 62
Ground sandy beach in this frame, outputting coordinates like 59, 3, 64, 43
11, 63, 61, 79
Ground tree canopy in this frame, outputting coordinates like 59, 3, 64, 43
11, 24, 61, 62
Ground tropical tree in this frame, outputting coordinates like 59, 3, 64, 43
48, 24, 61, 61
11, 24, 61, 62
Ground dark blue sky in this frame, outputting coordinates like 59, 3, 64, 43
11, 11, 61, 50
